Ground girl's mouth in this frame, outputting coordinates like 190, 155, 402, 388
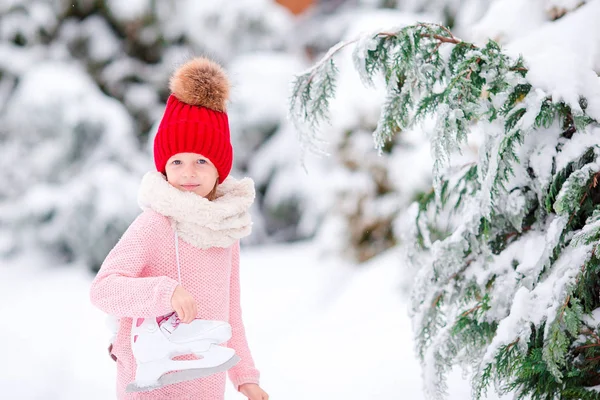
181, 184, 199, 190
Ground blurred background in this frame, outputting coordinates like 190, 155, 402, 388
0, 0, 573, 399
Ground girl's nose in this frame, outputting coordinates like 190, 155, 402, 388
182, 166, 196, 178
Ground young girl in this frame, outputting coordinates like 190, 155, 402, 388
90, 57, 269, 400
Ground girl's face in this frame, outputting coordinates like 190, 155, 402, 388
164, 152, 219, 198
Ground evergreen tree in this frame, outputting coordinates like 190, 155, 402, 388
289, 14, 600, 400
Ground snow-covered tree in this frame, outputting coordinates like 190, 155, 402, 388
0, 61, 148, 269
290, 0, 600, 398
245, 6, 437, 258
0, 0, 296, 268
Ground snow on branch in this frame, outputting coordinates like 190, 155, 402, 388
290, 18, 600, 400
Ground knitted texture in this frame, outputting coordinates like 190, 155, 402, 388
89, 209, 259, 400
137, 171, 254, 249
154, 95, 233, 183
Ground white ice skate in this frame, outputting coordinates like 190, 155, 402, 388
126, 312, 240, 392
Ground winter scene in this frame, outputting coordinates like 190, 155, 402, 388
1, 0, 600, 399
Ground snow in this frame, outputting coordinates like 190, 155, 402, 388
5, 61, 138, 158
508, 0, 600, 120
523, 120, 561, 192
123, 83, 160, 113
106, 0, 151, 21
293, 2, 600, 394
0, 42, 44, 76
79, 16, 122, 63
229, 53, 305, 130
482, 238, 595, 366
555, 126, 600, 172
0, 61, 149, 267
165, 0, 293, 61
469, 0, 548, 44
0, 254, 115, 399
0, 242, 508, 400
470, 0, 600, 121
1, 1, 599, 398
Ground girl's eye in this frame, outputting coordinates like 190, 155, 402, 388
172, 160, 181, 165
197, 159, 207, 165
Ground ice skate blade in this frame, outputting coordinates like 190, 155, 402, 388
125, 354, 240, 393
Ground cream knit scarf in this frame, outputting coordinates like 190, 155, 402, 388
137, 171, 255, 249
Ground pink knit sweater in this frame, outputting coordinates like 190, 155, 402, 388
90, 172, 260, 400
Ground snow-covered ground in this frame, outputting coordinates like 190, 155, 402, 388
0, 241, 507, 400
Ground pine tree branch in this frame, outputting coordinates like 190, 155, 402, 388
305, 41, 357, 86
420, 33, 462, 45
504, 225, 532, 241
429, 41, 444, 61
568, 193, 588, 227
584, 354, 600, 363
506, 337, 520, 351
574, 343, 600, 351
293, 19, 599, 397
301, 22, 471, 86
461, 304, 482, 317
431, 258, 475, 308
559, 295, 571, 322
416, 22, 461, 44
557, 245, 597, 325
580, 326, 600, 344
432, 293, 443, 308
566, 171, 600, 226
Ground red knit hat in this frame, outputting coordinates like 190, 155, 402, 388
154, 57, 233, 183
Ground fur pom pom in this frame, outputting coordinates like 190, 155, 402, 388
169, 57, 230, 112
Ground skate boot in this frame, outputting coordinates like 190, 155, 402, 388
126, 312, 239, 392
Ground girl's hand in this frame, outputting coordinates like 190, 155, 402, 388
170, 285, 198, 323
239, 383, 269, 400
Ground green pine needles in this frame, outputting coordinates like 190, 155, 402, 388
289, 22, 600, 399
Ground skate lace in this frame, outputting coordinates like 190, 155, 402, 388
154, 230, 185, 331
171, 314, 181, 328
175, 229, 182, 285
156, 312, 181, 329
173, 229, 183, 329
155, 231, 186, 331
145, 230, 186, 333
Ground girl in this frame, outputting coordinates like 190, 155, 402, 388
90, 57, 269, 400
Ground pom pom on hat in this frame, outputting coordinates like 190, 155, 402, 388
154, 57, 233, 183
169, 57, 230, 112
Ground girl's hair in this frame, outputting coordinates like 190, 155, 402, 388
206, 180, 218, 201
